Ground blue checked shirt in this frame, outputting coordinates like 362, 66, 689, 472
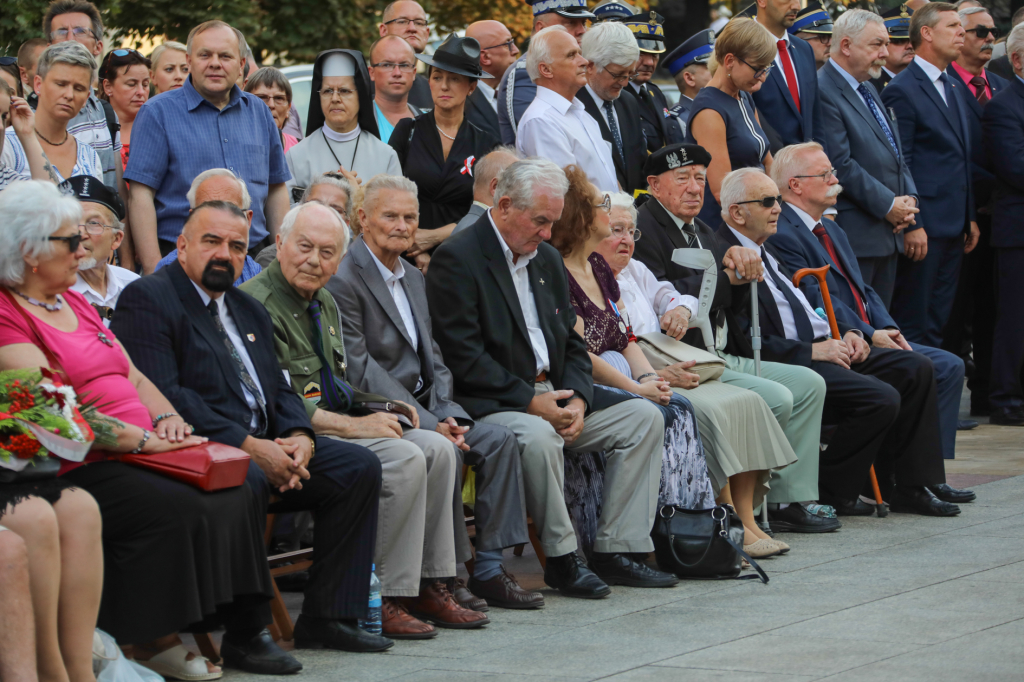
125, 77, 290, 246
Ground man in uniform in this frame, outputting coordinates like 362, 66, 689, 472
871, 5, 916, 90
622, 11, 684, 151
663, 29, 715, 139
789, 1, 834, 69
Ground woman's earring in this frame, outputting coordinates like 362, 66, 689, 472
32, 266, 38, 273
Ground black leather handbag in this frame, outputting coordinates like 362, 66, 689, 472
652, 504, 768, 584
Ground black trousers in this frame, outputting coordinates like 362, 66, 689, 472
990, 247, 1024, 411
856, 253, 899, 311
813, 347, 945, 501
246, 436, 382, 621
891, 235, 964, 347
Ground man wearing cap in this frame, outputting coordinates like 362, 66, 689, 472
621, 11, 685, 152
378, 1, 434, 110
663, 30, 715, 139
576, 21, 648, 195
496, 0, 595, 145
871, 5, 916, 90
818, 9, 920, 308
790, 2, 833, 69
516, 26, 619, 193
464, 21, 521, 139
63, 176, 139, 327
632, 144, 836, 533
751, 0, 827, 148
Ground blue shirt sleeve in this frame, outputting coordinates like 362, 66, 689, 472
124, 101, 169, 189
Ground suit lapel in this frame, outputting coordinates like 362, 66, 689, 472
400, 274, 434, 386
769, 48, 801, 119
577, 87, 626, 182
478, 222, 531, 343
526, 256, 556, 352
352, 239, 416, 350
828, 64, 899, 162
946, 66, 983, 121
719, 224, 787, 337
911, 62, 965, 146
649, 199, 690, 250
223, 291, 274, 400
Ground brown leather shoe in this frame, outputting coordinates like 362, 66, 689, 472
401, 581, 490, 629
451, 577, 489, 612
469, 567, 545, 610
381, 597, 437, 640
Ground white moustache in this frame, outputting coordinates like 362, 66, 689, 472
78, 258, 99, 271
826, 183, 843, 198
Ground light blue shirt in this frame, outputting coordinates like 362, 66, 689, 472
830, 61, 895, 138
374, 102, 396, 144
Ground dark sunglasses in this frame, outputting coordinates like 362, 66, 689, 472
49, 233, 83, 252
0, 56, 17, 66
736, 195, 784, 209
965, 26, 1000, 39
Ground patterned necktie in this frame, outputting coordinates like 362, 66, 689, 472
761, 247, 815, 342
207, 300, 267, 436
857, 83, 899, 157
307, 299, 355, 412
969, 75, 990, 106
777, 39, 801, 112
812, 223, 869, 324
603, 99, 623, 161
681, 222, 699, 247
938, 71, 954, 106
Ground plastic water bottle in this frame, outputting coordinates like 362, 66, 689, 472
358, 564, 382, 635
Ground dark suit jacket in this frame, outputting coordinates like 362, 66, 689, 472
946, 65, 1007, 207
407, 74, 433, 110
717, 223, 852, 367
329, 237, 471, 431
882, 60, 976, 239
576, 85, 648, 195
982, 75, 1024, 248
818, 61, 918, 258
768, 204, 898, 339
111, 260, 312, 447
622, 81, 683, 152
986, 55, 1013, 83
465, 87, 500, 140
868, 69, 893, 92
425, 213, 598, 418
752, 35, 825, 148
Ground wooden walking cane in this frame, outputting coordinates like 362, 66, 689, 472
791, 266, 888, 517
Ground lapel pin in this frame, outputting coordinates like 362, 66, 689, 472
329, 325, 336, 336
246, 333, 255, 342
539, 278, 545, 285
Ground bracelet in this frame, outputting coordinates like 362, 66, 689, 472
131, 430, 151, 454
152, 412, 178, 428
636, 372, 658, 383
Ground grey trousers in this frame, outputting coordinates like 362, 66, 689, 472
339, 428, 460, 597
480, 382, 664, 557
462, 422, 530, 553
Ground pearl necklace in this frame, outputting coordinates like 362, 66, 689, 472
436, 125, 457, 141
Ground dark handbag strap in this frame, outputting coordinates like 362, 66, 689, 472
1, 288, 71, 385
720, 534, 769, 584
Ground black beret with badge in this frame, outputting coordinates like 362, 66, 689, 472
643, 143, 712, 178
58, 175, 126, 221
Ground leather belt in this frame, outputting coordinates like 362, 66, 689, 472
535, 371, 547, 383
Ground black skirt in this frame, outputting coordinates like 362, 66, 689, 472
0, 477, 78, 520
61, 461, 274, 644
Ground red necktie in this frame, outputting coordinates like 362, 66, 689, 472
777, 39, 801, 113
812, 223, 868, 324
969, 75, 990, 106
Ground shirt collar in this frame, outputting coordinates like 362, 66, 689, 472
476, 79, 496, 101
182, 75, 243, 112
914, 55, 944, 84
586, 82, 611, 104
487, 208, 538, 270
950, 60, 986, 85
266, 258, 319, 310
883, 67, 896, 78
366, 243, 407, 285
786, 203, 821, 232
535, 84, 574, 114
727, 224, 761, 251
72, 263, 120, 299
191, 279, 216, 308
1018, 74, 1024, 87
830, 60, 864, 90
655, 197, 691, 231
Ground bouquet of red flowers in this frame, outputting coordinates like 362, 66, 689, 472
0, 368, 120, 473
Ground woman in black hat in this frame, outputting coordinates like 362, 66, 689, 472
389, 35, 501, 267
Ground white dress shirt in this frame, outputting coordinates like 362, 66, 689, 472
757, 20, 799, 98
367, 246, 423, 391
192, 282, 266, 430
913, 55, 948, 105
584, 83, 620, 133
727, 226, 832, 341
71, 264, 140, 328
488, 210, 550, 376
616, 259, 696, 336
516, 86, 619, 192
476, 80, 498, 113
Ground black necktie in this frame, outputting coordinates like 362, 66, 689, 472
307, 299, 356, 412
761, 247, 815, 342
681, 222, 699, 247
938, 72, 954, 107
208, 300, 267, 436
603, 99, 623, 161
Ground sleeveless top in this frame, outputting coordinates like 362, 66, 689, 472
565, 253, 634, 356
685, 87, 770, 226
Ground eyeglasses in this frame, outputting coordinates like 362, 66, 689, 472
739, 57, 774, 79
48, 233, 83, 252
0, 57, 17, 66
594, 193, 611, 213
611, 225, 641, 241
736, 195, 784, 209
603, 65, 633, 84
371, 61, 417, 73
318, 87, 354, 98
965, 26, 1000, 39
50, 26, 97, 41
255, 93, 290, 106
482, 39, 516, 53
793, 168, 837, 182
79, 221, 117, 235
383, 18, 429, 29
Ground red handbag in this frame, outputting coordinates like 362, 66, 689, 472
121, 442, 251, 492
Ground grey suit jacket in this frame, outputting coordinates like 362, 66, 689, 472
327, 236, 471, 431
452, 202, 488, 235
818, 61, 918, 259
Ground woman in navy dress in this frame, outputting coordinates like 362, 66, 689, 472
685, 18, 775, 226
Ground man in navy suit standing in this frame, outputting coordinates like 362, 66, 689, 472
751, 0, 826, 148
882, 2, 980, 347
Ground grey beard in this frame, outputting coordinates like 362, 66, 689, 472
867, 64, 883, 80
78, 257, 99, 271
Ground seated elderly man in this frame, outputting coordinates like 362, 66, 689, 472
61, 176, 139, 327
769, 143, 974, 507
630, 144, 834, 534
155, 169, 262, 284
240, 201, 490, 638
255, 171, 355, 268
453, 147, 519, 235
427, 157, 677, 595
329, 175, 538, 609
112, 201, 388, 668
715, 167, 969, 516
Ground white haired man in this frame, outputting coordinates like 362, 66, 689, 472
516, 26, 618, 193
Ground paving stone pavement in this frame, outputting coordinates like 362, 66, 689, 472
211, 471, 1024, 682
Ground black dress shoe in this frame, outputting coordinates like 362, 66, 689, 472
293, 615, 394, 652
589, 552, 679, 588
221, 629, 302, 675
957, 419, 979, 431
543, 552, 611, 599
889, 486, 961, 516
768, 503, 842, 533
927, 483, 976, 503
990, 407, 1024, 426
820, 496, 875, 516
970, 403, 991, 418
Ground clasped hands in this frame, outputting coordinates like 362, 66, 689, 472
243, 433, 313, 494
528, 390, 585, 445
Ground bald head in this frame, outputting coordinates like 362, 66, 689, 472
370, 34, 416, 63
467, 20, 520, 86
473, 148, 519, 204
